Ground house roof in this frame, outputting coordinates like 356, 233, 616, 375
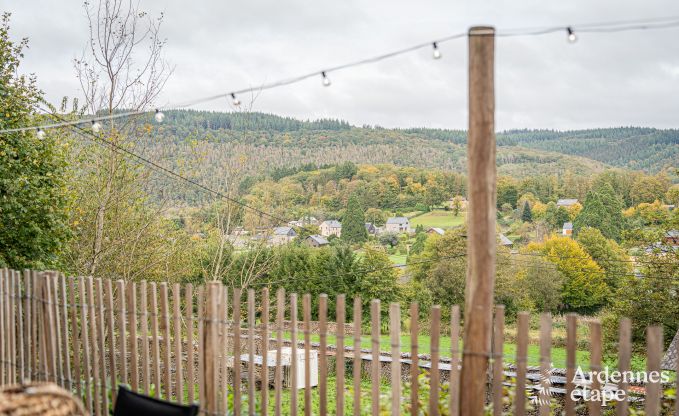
321, 220, 341, 228
386, 217, 409, 225
499, 234, 513, 246
273, 226, 296, 236
556, 198, 579, 207
428, 227, 445, 235
306, 234, 329, 245
563, 222, 573, 230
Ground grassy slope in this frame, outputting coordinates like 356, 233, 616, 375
410, 211, 466, 229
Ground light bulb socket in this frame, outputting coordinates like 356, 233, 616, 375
432, 42, 442, 59
321, 71, 331, 86
566, 27, 577, 42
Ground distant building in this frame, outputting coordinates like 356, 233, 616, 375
231, 226, 248, 236
664, 230, 679, 246
499, 234, 513, 246
562, 222, 573, 237
556, 198, 579, 208
305, 234, 329, 248
288, 216, 319, 228
364, 223, 377, 235
427, 227, 445, 236
385, 217, 410, 233
319, 220, 342, 237
271, 226, 297, 245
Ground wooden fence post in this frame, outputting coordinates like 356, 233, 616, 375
492, 306, 504, 416
430, 306, 441, 416
370, 299, 380, 416
539, 313, 552, 416
203, 282, 220, 415
589, 320, 602, 416
390, 303, 401, 416
645, 326, 662, 416
616, 318, 631, 416
460, 25, 496, 416
410, 303, 420, 416
515, 311, 529, 416
565, 314, 577, 416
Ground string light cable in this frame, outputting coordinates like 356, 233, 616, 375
39, 108, 323, 236
3, 16, 679, 135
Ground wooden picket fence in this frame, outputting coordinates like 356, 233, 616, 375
0, 269, 676, 415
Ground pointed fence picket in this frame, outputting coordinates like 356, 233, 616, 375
0, 269, 674, 416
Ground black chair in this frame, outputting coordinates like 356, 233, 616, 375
113, 385, 199, 416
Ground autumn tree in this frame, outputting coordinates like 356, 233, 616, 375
603, 249, 678, 350
359, 244, 402, 319
576, 227, 632, 290
526, 236, 610, 313
0, 13, 71, 269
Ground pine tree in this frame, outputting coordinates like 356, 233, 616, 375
573, 183, 624, 241
341, 194, 368, 244
521, 201, 533, 222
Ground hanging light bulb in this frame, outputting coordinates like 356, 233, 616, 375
567, 27, 577, 43
231, 93, 241, 106
37, 128, 46, 139
432, 42, 442, 59
91, 120, 102, 133
321, 71, 331, 87
154, 109, 165, 123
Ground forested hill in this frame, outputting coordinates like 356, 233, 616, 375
154, 110, 677, 173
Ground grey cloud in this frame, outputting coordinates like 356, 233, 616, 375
6, 0, 679, 129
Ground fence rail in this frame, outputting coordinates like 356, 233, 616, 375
0, 269, 676, 415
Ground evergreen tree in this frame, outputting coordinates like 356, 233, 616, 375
573, 183, 624, 241
576, 227, 632, 291
0, 14, 71, 269
341, 194, 367, 243
521, 200, 533, 222
410, 232, 428, 255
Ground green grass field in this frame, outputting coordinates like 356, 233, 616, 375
387, 253, 407, 265
286, 331, 650, 372
410, 210, 465, 229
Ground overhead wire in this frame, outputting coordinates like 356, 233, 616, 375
3, 16, 679, 134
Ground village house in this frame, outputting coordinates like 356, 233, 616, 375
556, 198, 579, 208
499, 233, 513, 247
663, 230, 679, 246
385, 217, 410, 233
319, 220, 342, 237
562, 222, 573, 237
271, 226, 297, 245
364, 223, 377, 235
427, 227, 445, 236
305, 234, 329, 248
288, 216, 319, 228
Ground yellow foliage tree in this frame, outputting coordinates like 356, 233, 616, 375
525, 236, 610, 313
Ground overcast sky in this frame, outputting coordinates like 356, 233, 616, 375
6, 0, 679, 130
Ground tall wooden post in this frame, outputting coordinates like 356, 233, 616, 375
460, 26, 496, 416
203, 282, 220, 415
